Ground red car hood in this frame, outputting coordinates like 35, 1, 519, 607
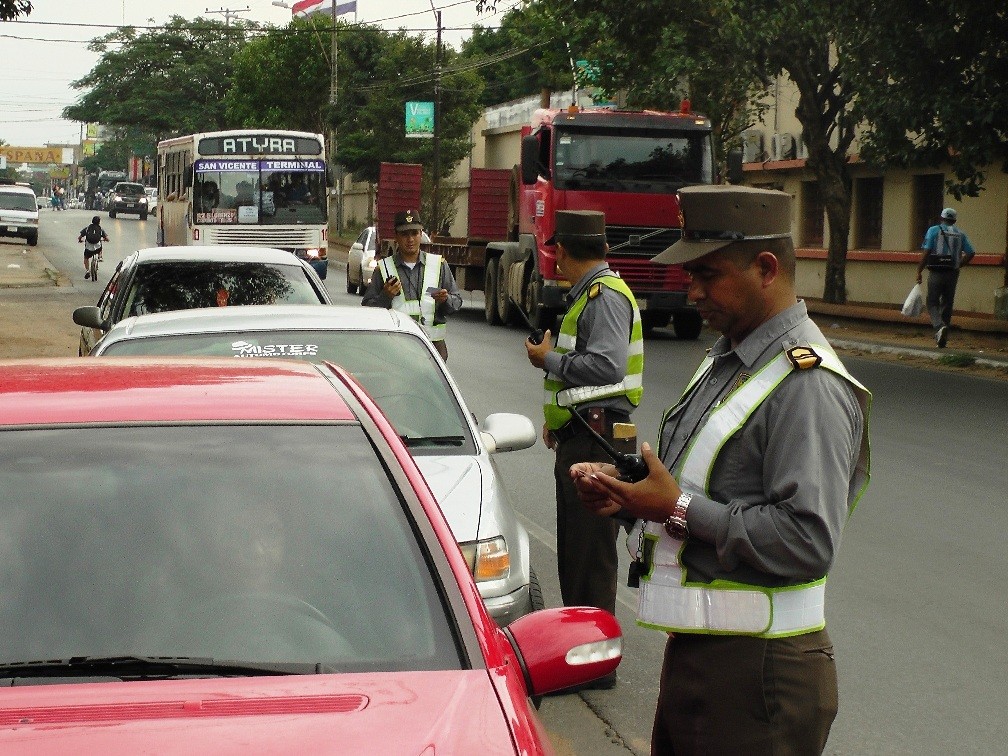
0, 671, 524, 754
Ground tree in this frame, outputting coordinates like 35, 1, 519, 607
0, 0, 31, 21
853, 1, 1008, 200
79, 130, 153, 174
63, 17, 252, 140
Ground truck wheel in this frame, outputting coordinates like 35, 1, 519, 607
484, 257, 501, 324
496, 263, 517, 325
27, 233, 38, 247
673, 310, 704, 340
642, 311, 671, 334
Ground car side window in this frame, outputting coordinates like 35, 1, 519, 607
355, 229, 368, 247
366, 228, 375, 252
99, 269, 121, 322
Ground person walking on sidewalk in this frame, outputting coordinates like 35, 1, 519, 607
571, 186, 871, 753
78, 216, 108, 280
916, 207, 975, 347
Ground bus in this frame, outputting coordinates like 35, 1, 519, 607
157, 129, 331, 278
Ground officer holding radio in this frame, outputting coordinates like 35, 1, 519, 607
362, 209, 461, 361
570, 186, 871, 754
525, 210, 643, 658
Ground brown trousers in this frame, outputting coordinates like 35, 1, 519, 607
651, 629, 838, 755
432, 339, 448, 362
553, 429, 620, 614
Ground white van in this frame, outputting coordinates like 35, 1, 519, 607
0, 182, 40, 246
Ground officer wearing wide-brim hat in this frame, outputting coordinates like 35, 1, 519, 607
526, 209, 644, 661
570, 185, 872, 749
362, 209, 462, 362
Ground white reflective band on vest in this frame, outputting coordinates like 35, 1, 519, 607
378, 255, 446, 341
634, 344, 870, 637
548, 337, 643, 408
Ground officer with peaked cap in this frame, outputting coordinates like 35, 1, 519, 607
525, 211, 644, 689
362, 209, 461, 361
570, 185, 872, 751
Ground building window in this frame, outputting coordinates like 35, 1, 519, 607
855, 176, 883, 249
913, 174, 944, 247
801, 180, 824, 247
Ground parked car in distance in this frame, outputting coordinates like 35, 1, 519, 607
91, 304, 542, 626
0, 358, 621, 752
145, 186, 158, 211
72, 246, 332, 356
346, 225, 430, 295
108, 181, 150, 220
35, 194, 49, 210
0, 181, 40, 246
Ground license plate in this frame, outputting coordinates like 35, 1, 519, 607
6, 226, 16, 233
126, 203, 135, 208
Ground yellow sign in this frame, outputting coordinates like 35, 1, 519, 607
51, 167, 71, 179
0, 146, 64, 165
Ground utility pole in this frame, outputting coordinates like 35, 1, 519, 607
204, 6, 250, 26
330, 1, 341, 234
430, 2, 443, 235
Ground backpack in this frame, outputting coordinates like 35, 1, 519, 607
927, 227, 963, 270
85, 224, 103, 244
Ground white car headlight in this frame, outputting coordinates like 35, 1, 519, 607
459, 537, 510, 582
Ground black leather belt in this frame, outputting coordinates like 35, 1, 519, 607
552, 408, 631, 444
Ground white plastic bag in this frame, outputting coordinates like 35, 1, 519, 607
901, 283, 924, 317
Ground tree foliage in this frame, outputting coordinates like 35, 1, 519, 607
79, 129, 154, 172
0, 0, 30, 21
63, 17, 252, 142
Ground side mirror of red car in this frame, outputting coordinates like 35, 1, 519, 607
504, 606, 621, 696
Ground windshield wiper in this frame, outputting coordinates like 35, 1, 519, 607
0, 655, 321, 679
400, 434, 466, 448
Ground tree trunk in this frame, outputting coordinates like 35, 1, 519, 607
820, 158, 851, 303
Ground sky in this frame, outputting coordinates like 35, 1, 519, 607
0, 0, 509, 147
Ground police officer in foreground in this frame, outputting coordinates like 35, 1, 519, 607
362, 210, 461, 361
571, 186, 871, 753
525, 210, 643, 684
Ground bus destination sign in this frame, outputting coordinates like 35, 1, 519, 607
198, 135, 323, 156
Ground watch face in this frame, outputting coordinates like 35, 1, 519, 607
664, 517, 688, 540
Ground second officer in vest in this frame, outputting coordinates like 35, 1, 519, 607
362, 210, 462, 361
525, 210, 644, 633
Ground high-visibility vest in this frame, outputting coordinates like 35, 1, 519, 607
632, 343, 871, 638
543, 274, 643, 430
377, 254, 446, 341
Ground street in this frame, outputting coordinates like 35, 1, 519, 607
3, 214, 1008, 754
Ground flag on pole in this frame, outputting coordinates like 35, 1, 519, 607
291, 0, 357, 17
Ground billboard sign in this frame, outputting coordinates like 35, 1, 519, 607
405, 101, 434, 139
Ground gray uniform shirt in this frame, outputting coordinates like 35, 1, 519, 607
658, 301, 865, 586
361, 249, 463, 325
543, 262, 636, 416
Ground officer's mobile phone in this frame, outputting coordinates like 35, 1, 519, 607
426, 286, 440, 295
511, 298, 545, 345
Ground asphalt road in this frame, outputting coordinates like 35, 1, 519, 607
4, 212, 1008, 754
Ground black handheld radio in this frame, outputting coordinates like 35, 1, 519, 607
511, 298, 545, 345
564, 409, 649, 484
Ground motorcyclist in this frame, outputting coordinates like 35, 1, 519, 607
78, 216, 109, 280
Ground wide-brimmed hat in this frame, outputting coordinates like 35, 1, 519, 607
653, 185, 792, 265
394, 210, 423, 232
547, 209, 606, 246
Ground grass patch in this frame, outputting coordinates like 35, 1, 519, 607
937, 353, 976, 368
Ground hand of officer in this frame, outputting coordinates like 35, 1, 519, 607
431, 288, 449, 303
383, 275, 402, 297
525, 329, 552, 368
571, 443, 682, 522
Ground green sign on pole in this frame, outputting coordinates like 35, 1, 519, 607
405, 101, 434, 139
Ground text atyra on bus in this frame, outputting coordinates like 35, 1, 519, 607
157, 129, 331, 268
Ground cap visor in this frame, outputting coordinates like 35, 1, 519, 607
395, 223, 424, 231
652, 238, 731, 265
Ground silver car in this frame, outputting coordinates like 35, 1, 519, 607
91, 304, 543, 625
345, 225, 430, 295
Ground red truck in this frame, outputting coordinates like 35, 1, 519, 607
381, 101, 719, 338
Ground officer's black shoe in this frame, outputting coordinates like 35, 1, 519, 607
937, 325, 948, 348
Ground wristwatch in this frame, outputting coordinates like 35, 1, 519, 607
663, 492, 692, 539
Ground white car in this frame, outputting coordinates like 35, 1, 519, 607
0, 182, 40, 246
145, 187, 158, 211
346, 225, 430, 295
90, 304, 543, 626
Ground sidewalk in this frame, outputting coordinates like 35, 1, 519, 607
3, 241, 1007, 370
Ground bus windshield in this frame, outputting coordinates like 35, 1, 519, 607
553, 127, 713, 193
193, 159, 327, 226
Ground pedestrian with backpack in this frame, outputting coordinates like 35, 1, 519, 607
916, 207, 975, 347
78, 216, 109, 280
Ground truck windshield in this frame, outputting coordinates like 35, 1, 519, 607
553, 128, 713, 192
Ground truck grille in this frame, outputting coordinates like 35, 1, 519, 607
205, 227, 316, 248
605, 226, 689, 292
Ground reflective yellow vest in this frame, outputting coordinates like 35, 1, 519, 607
377, 253, 446, 341
633, 343, 871, 638
543, 275, 643, 430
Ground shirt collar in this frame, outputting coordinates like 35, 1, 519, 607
566, 262, 611, 303
709, 300, 809, 368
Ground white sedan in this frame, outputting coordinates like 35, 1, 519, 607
90, 304, 543, 626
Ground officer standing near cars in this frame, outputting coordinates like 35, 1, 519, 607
525, 210, 643, 637
570, 186, 871, 753
362, 209, 462, 361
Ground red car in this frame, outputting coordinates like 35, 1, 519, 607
0, 359, 620, 753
